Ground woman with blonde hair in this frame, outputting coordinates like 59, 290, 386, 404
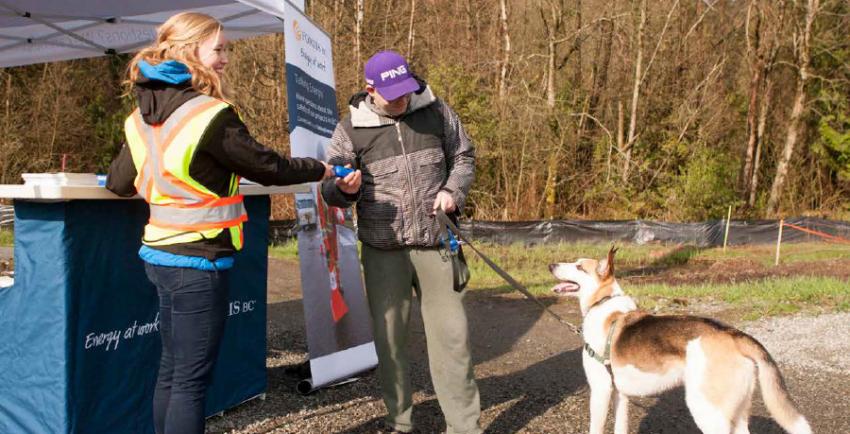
107, 12, 337, 434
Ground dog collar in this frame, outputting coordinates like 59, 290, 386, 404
586, 294, 623, 312
584, 318, 618, 366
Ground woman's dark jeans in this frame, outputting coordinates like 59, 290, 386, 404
144, 263, 229, 434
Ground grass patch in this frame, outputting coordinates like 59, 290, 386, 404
459, 241, 850, 317
269, 238, 363, 261
269, 239, 299, 261
462, 241, 850, 290
697, 242, 850, 265
630, 276, 850, 320
463, 241, 673, 293
266, 239, 850, 318
0, 228, 12, 247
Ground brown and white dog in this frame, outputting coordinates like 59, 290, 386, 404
549, 247, 811, 434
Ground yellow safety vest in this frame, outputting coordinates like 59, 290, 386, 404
124, 94, 247, 250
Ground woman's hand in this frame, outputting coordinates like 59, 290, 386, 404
335, 164, 361, 194
321, 162, 334, 179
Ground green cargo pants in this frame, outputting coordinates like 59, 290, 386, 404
361, 243, 482, 434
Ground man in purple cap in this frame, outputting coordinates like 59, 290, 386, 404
322, 50, 480, 434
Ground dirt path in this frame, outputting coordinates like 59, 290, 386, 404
206, 258, 850, 434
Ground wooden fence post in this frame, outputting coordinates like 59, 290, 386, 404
774, 218, 784, 266
723, 205, 732, 252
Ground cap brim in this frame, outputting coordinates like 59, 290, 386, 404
375, 77, 420, 101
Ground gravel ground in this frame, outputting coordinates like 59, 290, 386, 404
742, 312, 850, 375
203, 258, 850, 434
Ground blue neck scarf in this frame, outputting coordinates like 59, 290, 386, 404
137, 60, 192, 84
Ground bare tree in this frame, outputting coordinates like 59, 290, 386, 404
766, 0, 819, 215
577, 15, 614, 168
498, 0, 511, 100
540, 0, 567, 109
332, 0, 341, 42
749, 77, 774, 208
623, 0, 679, 181
747, 32, 780, 207
572, 0, 583, 99
741, 0, 763, 196
540, 0, 567, 218
622, 0, 646, 181
355, 0, 365, 80
407, 0, 417, 57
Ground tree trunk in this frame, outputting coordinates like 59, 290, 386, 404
573, 0, 583, 97
406, 0, 416, 57
541, 1, 563, 218
588, 18, 613, 126
498, 0, 511, 101
332, 0, 340, 40
741, 0, 762, 196
546, 27, 556, 108
748, 77, 773, 208
577, 16, 614, 169
747, 33, 779, 208
465, 0, 473, 43
355, 0, 364, 80
623, 0, 646, 181
766, 81, 804, 216
766, 0, 818, 216
572, 0, 588, 170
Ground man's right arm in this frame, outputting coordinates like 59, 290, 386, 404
321, 123, 361, 208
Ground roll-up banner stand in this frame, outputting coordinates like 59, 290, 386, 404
282, 0, 378, 393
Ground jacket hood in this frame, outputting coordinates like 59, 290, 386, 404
134, 77, 200, 125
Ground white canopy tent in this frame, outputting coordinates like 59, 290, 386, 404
0, 0, 303, 68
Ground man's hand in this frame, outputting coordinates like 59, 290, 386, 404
432, 190, 456, 214
335, 164, 361, 194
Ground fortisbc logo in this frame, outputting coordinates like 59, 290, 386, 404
293, 20, 303, 41
380, 65, 407, 81
292, 19, 325, 55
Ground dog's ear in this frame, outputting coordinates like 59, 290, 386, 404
598, 245, 618, 279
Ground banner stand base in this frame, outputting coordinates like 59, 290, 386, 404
296, 375, 366, 395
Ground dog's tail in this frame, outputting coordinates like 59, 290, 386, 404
735, 333, 812, 434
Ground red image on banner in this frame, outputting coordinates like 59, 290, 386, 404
317, 192, 349, 322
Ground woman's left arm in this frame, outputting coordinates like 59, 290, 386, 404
204, 108, 326, 186
106, 145, 139, 197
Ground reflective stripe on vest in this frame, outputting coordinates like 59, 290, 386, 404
125, 94, 247, 244
148, 195, 246, 230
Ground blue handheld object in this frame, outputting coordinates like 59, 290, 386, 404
446, 227, 459, 253
333, 166, 354, 177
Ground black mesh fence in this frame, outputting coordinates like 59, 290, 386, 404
5, 209, 847, 247
459, 217, 850, 246
269, 217, 850, 247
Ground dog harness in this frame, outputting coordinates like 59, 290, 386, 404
584, 319, 617, 366
583, 295, 623, 367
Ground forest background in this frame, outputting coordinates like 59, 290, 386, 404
0, 0, 848, 222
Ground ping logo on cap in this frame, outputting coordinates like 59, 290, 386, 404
380, 65, 408, 81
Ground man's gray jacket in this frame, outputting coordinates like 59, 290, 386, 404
321, 83, 475, 249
